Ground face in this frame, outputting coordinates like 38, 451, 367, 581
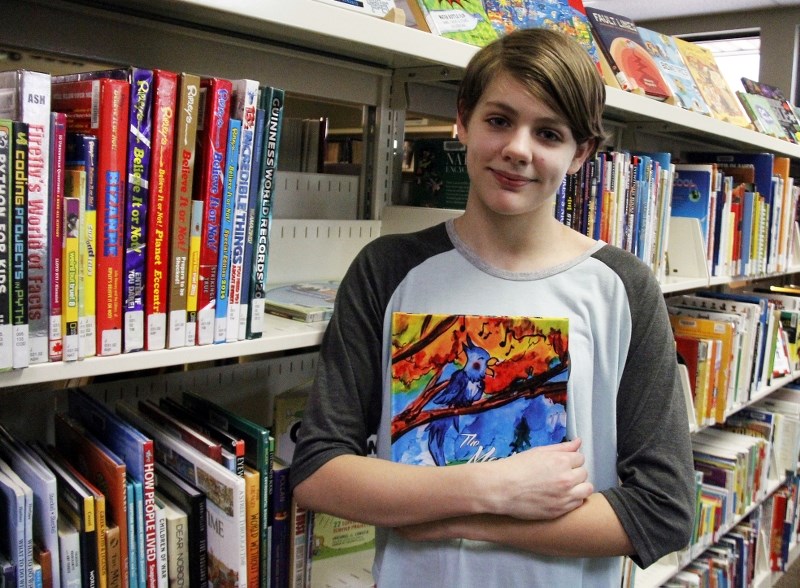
457, 72, 592, 219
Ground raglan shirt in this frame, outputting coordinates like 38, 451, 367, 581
290, 220, 695, 587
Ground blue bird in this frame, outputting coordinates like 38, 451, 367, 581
426, 336, 493, 466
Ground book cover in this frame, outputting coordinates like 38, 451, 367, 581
61, 195, 81, 362
227, 80, 260, 343
0, 70, 51, 365
264, 280, 339, 323
194, 76, 233, 346
736, 91, 790, 140
672, 37, 751, 128
66, 133, 99, 359
0, 120, 12, 371
391, 313, 569, 466
741, 77, 800, 143
10, 121, 29, 370
671, 164, 716, 274
248, 87, 284, 340
66, 389, 158, 588
214, 118, 241, 344
145, 69, 178, 351
524, 1, 602, 75
584, 7, 671, 100
413, 0, 498, 47
409, 138, 469, 210
167, 73, 201, 349
48, 112, 67, 362
53, 413, 129, 588
483, 0, 526, 36
636, 26, 711, 115
51, 77, 131, 356
137, 399, 224, 464
154, 463, 208, 588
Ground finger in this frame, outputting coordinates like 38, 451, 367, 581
538, 437, 581, 452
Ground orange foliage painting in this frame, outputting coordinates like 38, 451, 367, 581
391, 313, 569, 466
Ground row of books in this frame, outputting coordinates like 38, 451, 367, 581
407, 0, 800, 145
0, 65, 288, 369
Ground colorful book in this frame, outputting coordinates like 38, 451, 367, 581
185, 200, 203, 347
483, 0, 526, 36
636, 26, 711, 115
145, 69, 178, 351
737, 91, 790, 140
48, 112, 68, 363
672, 37, 751, 128
167, 73, 201, 349
412, 0, 499, 47
269, 460, 290, 588
61, 195, 81, 362
0, 120, 12, 371
214, 118, 241, 344
51, 77, 130, 356
409, 138, 469, 210
524, 1, 602, 75
10, 121, 29, 370
741, 77, 800, 143
0, 69, 52, 365
672, 164, 717, 275
390, 313, 569, 465
194, 76, 233, 346
584, 7, 671, 100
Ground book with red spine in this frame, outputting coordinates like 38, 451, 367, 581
194, 77, 232, 346
0, 70, 52, 365
167, 73, 201, 349
145, 69, 178, 351
48, 112, 67, 362
51, 77, 130, 356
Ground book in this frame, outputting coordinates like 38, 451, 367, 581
584, 7, 671, 100
10, 121, 29, 370
269, 460, 290, 588
312, 0, 395, 16
671, 164, 716, 275
227, 79, 260, 343
672, 37, 751, 128
51, 77, 131, 356
637, 26, 711, 115
60, 195, 81, 361
741, 77, 800, 143
411, 0, 499, 47
0, 69, 51, 365
153, 463, 207, 588
125, 479, 139, 588
0, 461, 31, 588
263, 280, 339, 323
48, 113, 67, 363
145, 69, 178, 351
408, 138, 469, 210
167, 73, 201, 349
57, 515, 82, 588
483, 0, 526, 36
66, 133, 99, 359
0, 120, 12, 372
66, 389, 158, 588
391, 313, 569, 465
104, 525, 121, 588
153, 499, 167, 588
736, 91, 790, 140
214, 118, 241, 344
242, 466, 260, 588
248, 86, 285, 340
194, 76, 233, 346
185, 200, 203, 347
52, 413, 129, 588
33, 544, 52, 588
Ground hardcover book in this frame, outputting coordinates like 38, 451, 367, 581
483, 0, 526, 36
737, 91, 789, 140
673, 37, 751, 128
584, 7, 671, 100
525, 1, 602, 75
412, 0, 499, 47
390, 313, 569, 466
49, 113, 68, 362
740, 77, 800, 143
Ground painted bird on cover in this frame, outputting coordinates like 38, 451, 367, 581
426, 336, 494, 466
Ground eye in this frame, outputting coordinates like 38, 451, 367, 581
486, 115, 510, 128
538, 128, 562, 142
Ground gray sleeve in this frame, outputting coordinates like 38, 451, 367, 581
596, 247, 696, 569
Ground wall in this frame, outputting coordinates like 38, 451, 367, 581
641, 7, 800, 103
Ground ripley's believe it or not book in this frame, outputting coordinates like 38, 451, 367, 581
390, 313, 569, 466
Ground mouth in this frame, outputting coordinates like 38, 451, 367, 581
491, 168, 535, 188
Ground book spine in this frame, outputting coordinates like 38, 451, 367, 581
238, 107, 266, 341
58, 518, 82, 588
195, 78, 232, 346
11, 120, 29, 369
155, 501, 167, 588
123, 68, 154, 353
79, 135, 98, 359
0, 120, 12, 371
106, 525, 121, 588
228, 80, 259, 342
214, 118, 240, 343
62, 196, 80, 361
244, 467, 260, 588
167, 74, 200, 349
125, 480, 138, 588
16, 71, 51, 365
248, 88, 284, 339
145, 70, 178, 351
48, 112, 67, 362
185, 200, 203, 347
270, 464, 290, 588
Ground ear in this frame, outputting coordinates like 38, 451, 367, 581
567, 139, 595, 175
455, 111, 469, 145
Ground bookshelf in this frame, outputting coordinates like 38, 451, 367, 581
3, 1, 800, 587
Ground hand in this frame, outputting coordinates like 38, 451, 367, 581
480, 437, 593, 520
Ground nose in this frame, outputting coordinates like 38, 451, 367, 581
501, 128, 533, 165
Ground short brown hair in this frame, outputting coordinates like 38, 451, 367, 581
457, 28, 607, 153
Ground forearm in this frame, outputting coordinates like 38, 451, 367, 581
401, 493, 635, 558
